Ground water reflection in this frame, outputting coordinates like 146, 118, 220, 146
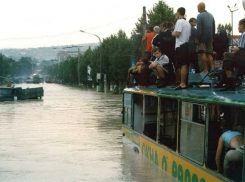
0, 83, 176, 182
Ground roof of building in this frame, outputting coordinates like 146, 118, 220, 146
124, 86, 245, 107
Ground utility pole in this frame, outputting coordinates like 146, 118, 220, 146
228, 4, 238, 48
78, 48, 80, 85
143, 7, 147, 34
243, 0, 245, 17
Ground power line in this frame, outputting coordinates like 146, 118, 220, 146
0, 14, 140, 41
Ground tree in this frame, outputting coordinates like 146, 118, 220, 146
147, 1, 176, 26
131, 0, 176, 61
217, 23, 232, 38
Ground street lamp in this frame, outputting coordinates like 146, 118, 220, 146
228, 3, 239, 48
72, 45, 84, 85
80, 30, 103, 91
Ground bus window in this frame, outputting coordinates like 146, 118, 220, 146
123, 93, 133, 128
143, 96, 158, 141
180, 102, 206, 165
207, 105, 244, 180
159, 98, 177, 151
132, 94, 144, 133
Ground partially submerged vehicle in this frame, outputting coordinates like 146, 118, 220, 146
122, 86, 245, 182
0, 87, 44, 101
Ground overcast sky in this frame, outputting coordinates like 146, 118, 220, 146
0, 0, 244, 49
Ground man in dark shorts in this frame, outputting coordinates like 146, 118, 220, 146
189, 17, 200, 73
221, 18, 245, 91
172, 7, 191, 90
196, 2, 215, 74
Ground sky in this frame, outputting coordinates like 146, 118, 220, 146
0, 0, 244, 49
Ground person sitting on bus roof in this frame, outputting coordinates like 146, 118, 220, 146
149, 47, 169, 88
215, 122, 244, 177
221, 18, 245, 91
127, 60, 141, 86
137, 58, 152, 87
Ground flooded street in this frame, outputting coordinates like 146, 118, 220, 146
0, 84, 176, 182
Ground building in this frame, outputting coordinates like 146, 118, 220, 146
57, 50, 86, 62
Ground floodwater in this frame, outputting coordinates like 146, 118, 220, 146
0, 83, 177, 182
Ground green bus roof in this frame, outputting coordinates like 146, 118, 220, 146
124, 86, 245, 107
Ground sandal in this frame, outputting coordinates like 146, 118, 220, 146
174, 85, 188, 90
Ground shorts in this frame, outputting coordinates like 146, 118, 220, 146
223, 52, 245, 72
174, 43, 189, 69
223, 149, 243, 168
197, 43, 213, 53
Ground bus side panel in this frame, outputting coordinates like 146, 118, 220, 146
139, 136, 225, 182
122, 126, 140, 146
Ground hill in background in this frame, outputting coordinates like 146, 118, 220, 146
0, 43, 99, 62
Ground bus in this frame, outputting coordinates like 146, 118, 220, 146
122, 86, 244, 182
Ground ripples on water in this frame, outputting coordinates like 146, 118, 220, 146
0, 84, 176, 182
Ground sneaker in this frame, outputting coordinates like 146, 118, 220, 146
156, 79, 160, 86
220, 78, 235, 91
157, 78, 168, 88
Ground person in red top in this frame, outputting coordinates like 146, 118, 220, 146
142, 27, 155, 61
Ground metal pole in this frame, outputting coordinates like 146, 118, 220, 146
232, 11, 234, 48
80, 30, 103, 92
143, 6, 147, 34
78, 48, 80, 85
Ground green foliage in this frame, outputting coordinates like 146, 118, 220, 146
147, 0, 176, 26
0, 1, 178, 89
217, 23, 232, 38
131, 0, 176, 61
12, 57, 35, 77
0, 54, 12, 77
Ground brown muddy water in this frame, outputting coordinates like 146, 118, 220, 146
0, 83, 177, 182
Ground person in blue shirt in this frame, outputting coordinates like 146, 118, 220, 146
196, 2, 215, 74
221, 18, 245, 91
216, 124, 244, 177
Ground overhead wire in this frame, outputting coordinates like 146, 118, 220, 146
0, 14, 140, 41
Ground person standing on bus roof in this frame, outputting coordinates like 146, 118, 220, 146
196, 2, 215, 74
142, 27, 155, 61
172, 7, 191, 90
189, 18, 200, 73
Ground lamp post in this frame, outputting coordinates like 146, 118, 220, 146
72, 45, 84, 85
80, 30, 103, 92
228, 4, 239, 48
243, 0, 245, 17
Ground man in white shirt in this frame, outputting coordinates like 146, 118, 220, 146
172, 7, 191, 90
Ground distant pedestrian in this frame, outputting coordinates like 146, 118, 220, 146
172, 7, 191, 90
142, 27, 155, 61
189, 18, 200, 73
196, 2, 215, 74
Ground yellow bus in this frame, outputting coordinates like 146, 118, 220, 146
122, 87, 244, 182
